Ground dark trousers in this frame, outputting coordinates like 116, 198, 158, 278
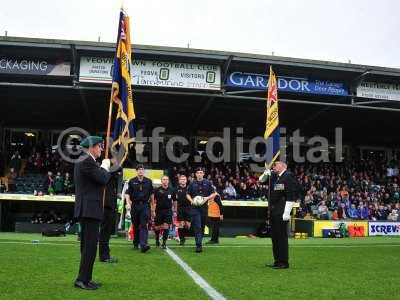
270, 215, 289, 265
208, 217, 220, 242
99, 208, 116, 260
131, 203, 149, 248
191, 208, 206, 247
77, 218, 100, 283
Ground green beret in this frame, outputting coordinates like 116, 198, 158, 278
80, 136, 103, 148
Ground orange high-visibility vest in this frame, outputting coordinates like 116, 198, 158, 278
208, 199, 220, 218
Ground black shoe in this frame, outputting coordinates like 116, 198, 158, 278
89, 281, 102, 288
161, 243, 167, 249
179, 238, 185, 246
74, 280, 97, 290
155, 240, 160, 248
206, 240, 218, 244
100, 257, 118, 263
266, 262, 278, 268
141, 245, 151, 253
195, 246, 203, 253
133, 244, 139, 250
272, 263, 289, 269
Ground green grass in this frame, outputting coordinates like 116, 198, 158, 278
0, 233, 206, 300
0, 233, 399, 299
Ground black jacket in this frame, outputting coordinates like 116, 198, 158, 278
104, 170, 121, 210
73, 155, 111, 221
269, 171, 298, 217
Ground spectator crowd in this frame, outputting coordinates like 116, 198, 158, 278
0, 148, 74, 195
168, 162, 268, 200
2, 144, 400, 221
293, 160, 400, 221
168, 156, 400, 222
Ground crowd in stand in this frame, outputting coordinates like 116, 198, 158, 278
293, 160, 400, 221
25, 149, 73, 174
2, 144, 400, 221
168, 162, 268, 200
37, 170, 74, 196
0, 149, 74, 195
168, 157, 400, 222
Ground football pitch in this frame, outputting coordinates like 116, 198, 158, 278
0, 233, 399, 300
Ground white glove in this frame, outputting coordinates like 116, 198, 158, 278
282, 201, 294, 221
200, 196, 209, 206
258, 169, 272, 182
100, 159, 111, 171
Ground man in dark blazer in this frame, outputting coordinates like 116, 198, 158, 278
74, 136, 111, 290
259, 161, 297, 269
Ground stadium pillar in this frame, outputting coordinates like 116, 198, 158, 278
71, 45, 93, 132
231, 125, 238, 164
190, 96, 215, 134
0, 122, 3, 151
0, 202, 2, 231
41, 130, 50, 149
387, 149, 393, 161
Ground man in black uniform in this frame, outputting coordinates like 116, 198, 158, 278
98, 166, 121, 263
187, 167, 217, 253
125, 165, 153, 253
74, 136, 111, 290
259, 161, 296, 269
175, 175, 191, 246
152, 175, 176, 249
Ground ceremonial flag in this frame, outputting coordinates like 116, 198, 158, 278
110, 9, 135, 165
264, 66, 280, 168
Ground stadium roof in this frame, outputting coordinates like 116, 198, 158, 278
1, 36, 400, 76
1, 36, 400, 146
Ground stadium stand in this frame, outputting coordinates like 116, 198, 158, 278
1, 144, 400, 222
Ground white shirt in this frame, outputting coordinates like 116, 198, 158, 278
86, 150, 97, 162
278, 169, 286, 177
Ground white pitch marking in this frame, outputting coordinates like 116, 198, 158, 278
165, 247, 226, 300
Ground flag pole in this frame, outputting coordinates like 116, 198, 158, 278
103, 8, 134, 207
105, 90, 114, 160
102, 87, 114, 209
265, 66, 273, 224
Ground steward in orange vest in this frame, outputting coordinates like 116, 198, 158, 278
207, 193, 224, 244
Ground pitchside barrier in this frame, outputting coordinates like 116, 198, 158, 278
0, 192, 299, 234
0, 194, 300, 207
2, 194, 398, 237
0, 194, 74, 202
313, 220, 369, 237
368, 221, 400, 236
294, 219, 400, 237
